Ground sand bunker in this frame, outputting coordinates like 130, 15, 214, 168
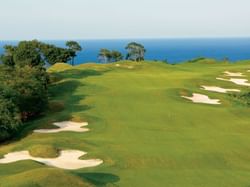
224, 71, 245, 77
34, 121, 89, 133
182, 93, 221, 105
201, 86, 240, 93
217, 78, 250, 87
115, 64, 134, 69
0, 150, 103, 170
127, 66, 134, 69
11, 122, 103, 170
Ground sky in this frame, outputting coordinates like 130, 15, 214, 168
0, 0, 249, 40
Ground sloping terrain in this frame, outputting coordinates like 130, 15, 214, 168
0, 60, 250, 187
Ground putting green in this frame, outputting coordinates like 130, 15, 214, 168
0, 60, 250, 187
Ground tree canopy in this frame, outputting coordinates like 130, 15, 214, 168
0, 95, 21, 142
111, 50, 123, 62
0, 40, 82, 66
40, 44, 73, 65
125, 42, 146, 62
0, 40, 51, 142
66, 41, 82, 66
98, 49, 112, 63
1, 40, 44, 67
98, 49, 123, 63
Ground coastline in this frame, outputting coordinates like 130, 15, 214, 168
1, 38, 250, 64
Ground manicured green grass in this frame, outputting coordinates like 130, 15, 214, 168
28, 145, 59, 158
0, 60, 250, 186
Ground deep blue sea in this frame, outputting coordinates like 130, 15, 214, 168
0, 38, 250, 64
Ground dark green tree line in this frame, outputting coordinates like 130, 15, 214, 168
1, 40, 82, 66
0, 40, 66, 141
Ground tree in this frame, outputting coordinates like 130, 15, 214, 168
98, 49, 123, 63
1, 40, 44, 67
5, 65, 48, 120
0, 40, 52, 142
0, 45, 16, 66
0, 84, 21, 141
111, 50, 123, 62
0, 41, 49, 120
66, 41, 82, 66
40, 44, 72, 65
98, 49, 112, 63
125, 42, 146, 62
0, 97, 21, 141
1, 40, 82, 66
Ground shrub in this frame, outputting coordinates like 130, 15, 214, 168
0, 97, 21, 141
0, 40, 51, 142
3, 65, 48, 120
48, 101, 65, 113
230, 92, 250, 106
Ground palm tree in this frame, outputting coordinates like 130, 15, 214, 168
125, 42, 146, 62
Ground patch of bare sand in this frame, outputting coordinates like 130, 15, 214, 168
224, 71, 245, 77
201, 86, 240, 93
34, 121, 89, 133
182, 93, 221, 105
0, 150, 103, 170
216, 78, 250, 87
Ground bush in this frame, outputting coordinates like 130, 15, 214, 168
0, 97, 21, 141
230, 92, 250, 106
48, 101, 65, 113
0, 40, 50, 142
0, 40, 80, 142
2, 65, 48, 120
14, 66, 48, 119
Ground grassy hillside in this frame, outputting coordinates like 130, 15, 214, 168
0, 60, 250, 186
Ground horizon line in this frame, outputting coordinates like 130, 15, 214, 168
1, 36, 250, 42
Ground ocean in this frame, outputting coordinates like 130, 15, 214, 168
0, 38, 250, 64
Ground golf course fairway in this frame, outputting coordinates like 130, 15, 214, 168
0, 60, 250, 187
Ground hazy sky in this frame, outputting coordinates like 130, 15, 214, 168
0, 0, 249, 40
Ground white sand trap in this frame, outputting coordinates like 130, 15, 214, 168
0, 150, 103, 170
217, 78, 250, 87
34, 121, 89, 133
182, 93, 221, 105
224, 71, 245, 77
201, 86, 240, 93
115, 64, 120, 67
127, 66, 134, 69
